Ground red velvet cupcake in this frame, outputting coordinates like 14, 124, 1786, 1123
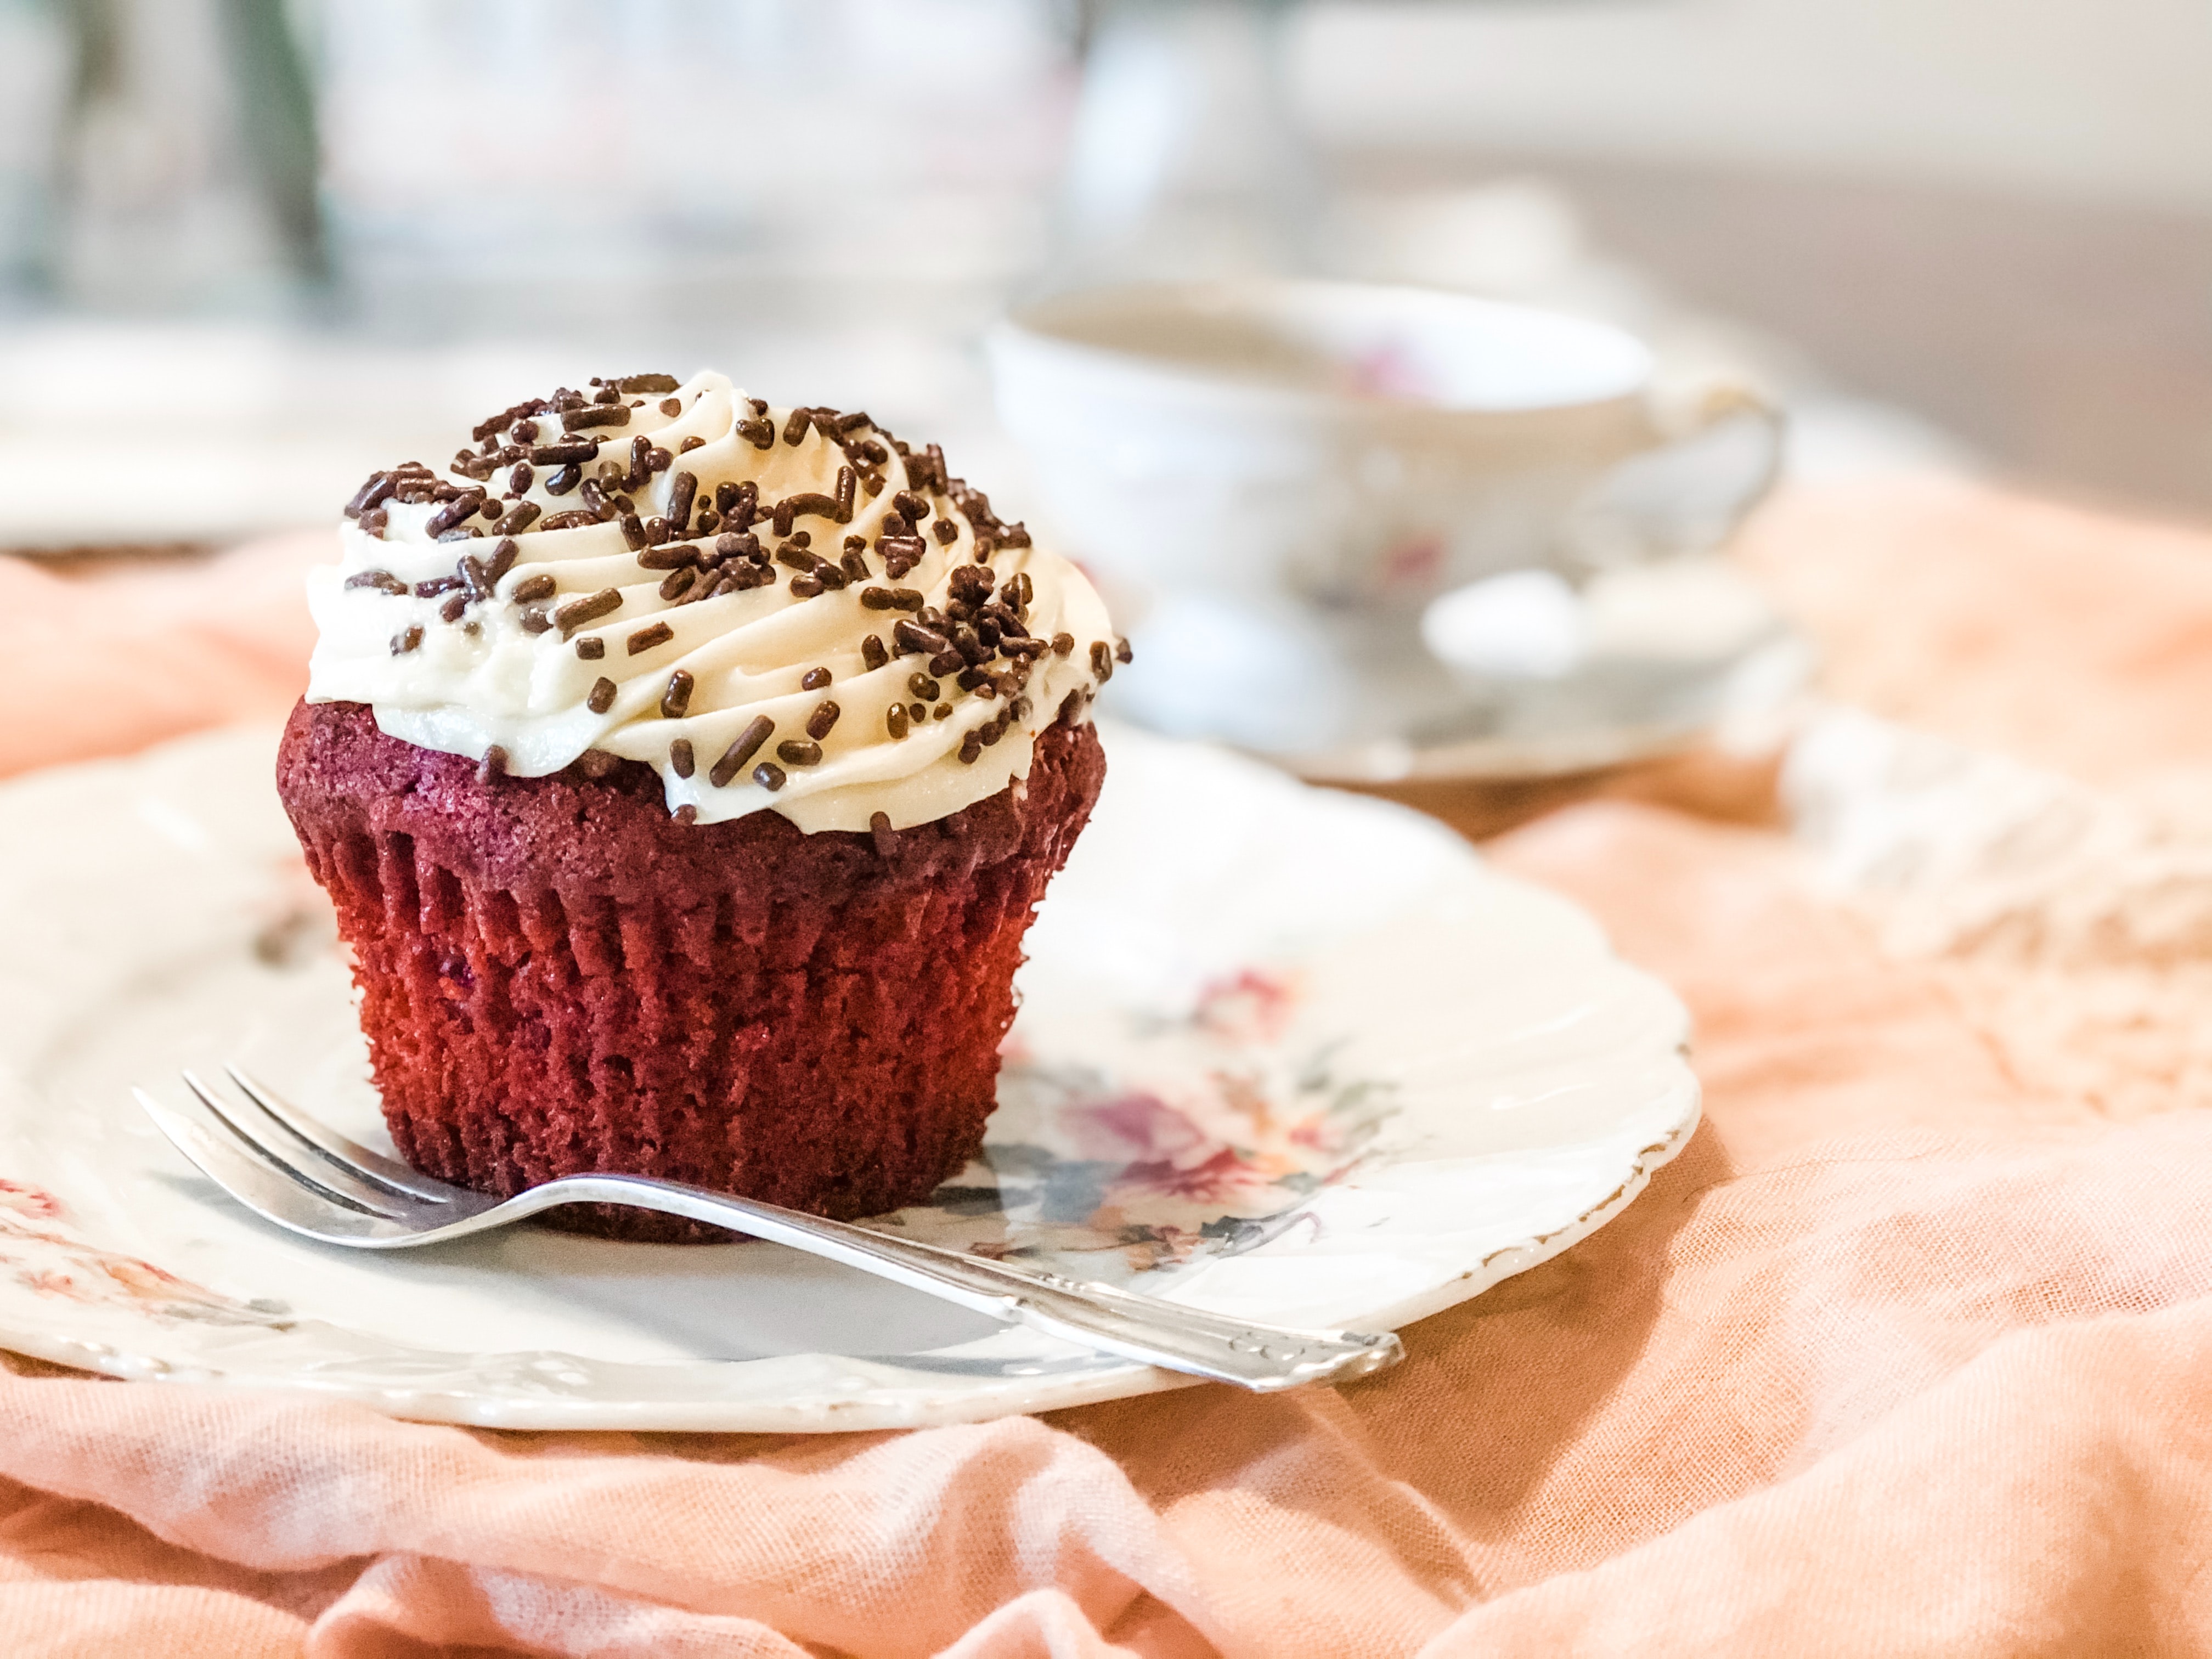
281, 372, 1120, 1239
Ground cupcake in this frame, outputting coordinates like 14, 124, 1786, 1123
278, 372, 1120, 1240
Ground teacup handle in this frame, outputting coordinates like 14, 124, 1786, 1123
1556, 373, 1787, 572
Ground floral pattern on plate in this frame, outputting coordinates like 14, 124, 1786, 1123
896, 966, 1397, 1276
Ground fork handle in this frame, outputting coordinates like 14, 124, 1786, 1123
524, 1175, 1403, 1392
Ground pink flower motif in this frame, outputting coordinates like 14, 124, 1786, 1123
0, 1181, 65, 1223
1192, 968, 1304, 1045
1379, 534, 1446, 590
1063, 1092, 1217, 1171
1118, 1147, 1256, 1205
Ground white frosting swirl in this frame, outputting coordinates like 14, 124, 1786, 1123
306, 371, 1117, 832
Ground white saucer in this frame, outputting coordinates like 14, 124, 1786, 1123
0, 721, 1697, 1430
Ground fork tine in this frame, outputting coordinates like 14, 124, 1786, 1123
223, 1064, 470, 1203
180, 1070, 419, 1220
135, 1085, 404, 1240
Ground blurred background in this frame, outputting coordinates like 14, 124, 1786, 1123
1, 0, 2204, 548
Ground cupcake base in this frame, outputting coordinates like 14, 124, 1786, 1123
276, 700, 1105, 1242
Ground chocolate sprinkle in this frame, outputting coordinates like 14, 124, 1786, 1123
531, 441, 596, 465
776, 738, 822, 767
669, 737, 695, 778
345, 472, 396, 518
627, 620, 674, 656
753, 761, 786, 791
674, 803, 698, 825
710, 715, 775, 786
801, 667, 831, 690
390, 625, 424, 654
512, 572, 556, 603
658, 567, 697, 601
422, 492, 486, 539
718, 481, 760, 528
772, 492, 842, 535
616, 373, 679, 394
545, 466, 583, 497
554, 588, 623, 636
805, 700, 840, 739
892, 618, 950, 658
870, 811, 896, 857
885, 703, 910, 740
520, 607, 552, 634
562, 403, 631, 432
662, 670, 693, 719
666, 470, 698, 532
587, 676, 616, 714
346, 569, 408, 596
439, 590, 469, 623
861, 634, 888, 671
1052, 632, 1074, 657
487, 539, 520, 584
576, 636, 606, 660
478, 744, 506, 784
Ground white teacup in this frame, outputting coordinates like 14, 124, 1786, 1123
988, 279, 1781, 756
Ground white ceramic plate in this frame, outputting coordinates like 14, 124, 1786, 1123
0, 722, 1697, 1431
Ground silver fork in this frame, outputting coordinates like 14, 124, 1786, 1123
133, 1068, 1403, 1393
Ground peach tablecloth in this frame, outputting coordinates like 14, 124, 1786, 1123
4, 480, 2211, 1657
